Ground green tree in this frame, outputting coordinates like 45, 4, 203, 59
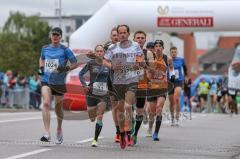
0, 12, 51, 76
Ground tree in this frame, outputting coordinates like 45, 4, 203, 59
0, 12, 51, 76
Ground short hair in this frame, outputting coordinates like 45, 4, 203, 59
111, 27, 117, 35
117, 24, 130, 33
154, 40, 164, 47
133, 30, 146, 39
170, 46, 177, 51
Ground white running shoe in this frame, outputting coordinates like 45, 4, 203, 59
175, 119, 180, 127
55, 131, 63, 144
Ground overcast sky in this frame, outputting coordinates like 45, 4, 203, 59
0, 0, 109, 27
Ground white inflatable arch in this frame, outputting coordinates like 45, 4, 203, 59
70, 0, 240, 51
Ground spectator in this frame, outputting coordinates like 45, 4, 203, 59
29, 75, 41, 109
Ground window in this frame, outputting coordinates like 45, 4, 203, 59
66, 36, 69, 43
66, 26, 71, 33
212, 63, 217, 71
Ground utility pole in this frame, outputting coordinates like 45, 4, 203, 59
59, 0, 62, 29
55, 0, 62, 28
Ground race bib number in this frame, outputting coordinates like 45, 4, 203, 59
174, 69, 179, 79
92, 82, 108, 96
125, 69, 144, 80
45, 59, 59, 73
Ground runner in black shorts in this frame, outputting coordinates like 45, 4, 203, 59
131, 30, 147, 145
146, 40, 174, 141
39, 27, 78, 144
105, 27, 121, 143
168, 46, 187, 126
79, 45, 110, 147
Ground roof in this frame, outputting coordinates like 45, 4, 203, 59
199, 48, 235, 63
218, 36, 240, 49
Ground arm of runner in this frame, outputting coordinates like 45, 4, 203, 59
79, 62, 90, 88
38, 49, 45, 75
168, 56, 176, 82
63, 48, 79, 71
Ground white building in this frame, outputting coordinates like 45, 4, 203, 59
40, 15, 91, 45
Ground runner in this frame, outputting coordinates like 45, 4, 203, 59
103, 24, 143, 149
39, 27, 78, 144
79, 45, 110, 147
209, 77, 218, 112
168, 46, 188, 126
144, 42, 156, 136
146, 40, 174, 141
228, 89, 238, 116
107, 27, 121, 143
184, 76, 192, 120
197, 77, 210, 113
221, 72, 229, 112
132, 30, 147, 145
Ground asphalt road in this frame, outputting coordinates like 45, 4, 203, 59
0, 111, 240, 159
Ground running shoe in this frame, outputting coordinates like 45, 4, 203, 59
40, 134, 51, 142
152, 132, 159, 141
55, 131, 63, 144
132, 135, 137, 145
115, 134, 120, 143
120, 134, 126, 149
92, 139, 98, 147
175, 119, 180, 127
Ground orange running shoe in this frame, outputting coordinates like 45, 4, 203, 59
115, 134, 120, 143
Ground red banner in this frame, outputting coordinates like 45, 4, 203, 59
157, 17, 214, 27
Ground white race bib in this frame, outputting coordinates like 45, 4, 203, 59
126, 54, 136, 63
92, 82, 108, 96
125, 69, 144, 80
45, 59, 59, 73
175, 69, 179, 79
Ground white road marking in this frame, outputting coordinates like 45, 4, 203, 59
0, 112, 41, 116
0, 115, 56, 123
76, 136, 104, 144
3, 148, 51, 159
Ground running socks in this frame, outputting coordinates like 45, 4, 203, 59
154, 115, 162, 134
94, 120, 103, 141
116, 125, 120, 135
134, 115, 143, 136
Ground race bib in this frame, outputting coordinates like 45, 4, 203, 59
200, 87, 207, 92
126, 54, 136, 63
92, 82, 108, 96
125, 69, 144, 80
175, 69, 179, 79
150, 70, 165, 83
45, 59, 59, 73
